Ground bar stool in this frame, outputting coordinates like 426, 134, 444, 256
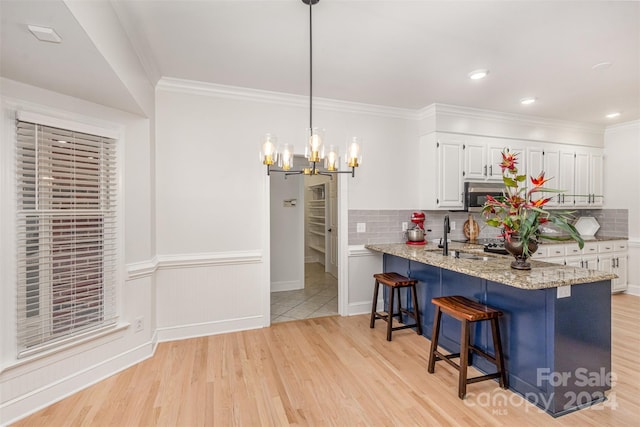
427, 295, 508, 399
370, 272, 422, 341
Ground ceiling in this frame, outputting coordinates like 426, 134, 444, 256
2, 0, 639, 126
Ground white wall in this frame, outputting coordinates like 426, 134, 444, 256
0, 79, 155, 425
153, 79, 419, 331
604, 120, 640, 294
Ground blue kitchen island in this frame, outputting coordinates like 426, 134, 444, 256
365, 243, 617, 417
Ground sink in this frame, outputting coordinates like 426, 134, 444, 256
450, 251, 491, 261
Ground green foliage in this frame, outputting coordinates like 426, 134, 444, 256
482, 148, 584, 257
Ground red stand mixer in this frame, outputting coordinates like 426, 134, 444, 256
406, 211, 427, 245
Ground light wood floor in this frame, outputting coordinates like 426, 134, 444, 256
13, 294, 639, 426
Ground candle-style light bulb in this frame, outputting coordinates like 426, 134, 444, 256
326, 145, 339, 171
261, 133, 277, 165
346, 137, 362, 168
307, 128, 325, 162
279, 144, 294, 171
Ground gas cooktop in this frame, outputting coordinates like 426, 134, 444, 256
482, 239, 509, 255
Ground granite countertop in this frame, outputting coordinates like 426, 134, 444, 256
364, 242, 617, 290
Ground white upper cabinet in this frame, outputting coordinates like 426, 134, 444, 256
463, 138, 513, 181
463, 142, 486, 180
556, 147, 604, 207
557, 149, 577, 205
419, 133, 464, 210
420, 132, 604, 211
438, 137, 465, 208
526, 146, 561, 206
589, 151, 604, 206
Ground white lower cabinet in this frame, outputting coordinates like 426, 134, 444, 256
534, 240, 628, 293
597, 241, 628, 293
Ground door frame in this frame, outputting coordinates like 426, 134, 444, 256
263, 171, 349, 326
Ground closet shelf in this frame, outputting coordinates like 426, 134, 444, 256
308, 244, 325, 254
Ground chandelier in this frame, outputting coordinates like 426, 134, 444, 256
260, 0, 362, 177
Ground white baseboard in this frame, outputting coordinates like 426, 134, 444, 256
347, 299, 382, 316
1, 340, 155, 426
156, 315, 264, 343
624, 283, 640, 296
271, 280, 304, 292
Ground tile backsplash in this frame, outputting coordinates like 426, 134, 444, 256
348, 209, 628, 245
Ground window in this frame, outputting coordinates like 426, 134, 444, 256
16, 119, 118, 357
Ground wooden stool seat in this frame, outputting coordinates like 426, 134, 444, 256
370, 272, 422, 341
427, 295, 508, 399
433, 295, 502, 322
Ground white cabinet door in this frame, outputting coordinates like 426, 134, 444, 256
598, 253, 614, 273
581, 254, 598, 270
526, 147, 545, 178
543, 148, 561, 206
565, 255, 582, 268
464, 142, 487, 180
527, 146, 562, 206
463, 142, 505, 181
487, 145, 506, 180
612, 255, 628, 292
438, 139, 464, 208
573, 151, 591, 206
571, 149, 604, 207
558, 150, 576, 205
589, 152, 604, 207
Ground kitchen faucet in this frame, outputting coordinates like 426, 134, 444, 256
443, 215, 450, 256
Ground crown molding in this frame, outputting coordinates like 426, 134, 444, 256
430, 103, 605, 136
604, 119, 640, 134
156, 78, 611, 138
156, 77, 419, 120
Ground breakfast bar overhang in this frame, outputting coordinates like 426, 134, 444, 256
365, 243, 617, 417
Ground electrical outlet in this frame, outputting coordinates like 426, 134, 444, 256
557, 286, 571, 299
402, 222, 408, 231
357, 222, 366, 233
134, 316, 144, 332
450, 221, 456, 230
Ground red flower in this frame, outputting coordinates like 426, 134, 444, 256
530, 172, 550, 188
500, 152, 517, 172
531, 197, 552, 207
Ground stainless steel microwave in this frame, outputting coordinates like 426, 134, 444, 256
464, 182, 505, 212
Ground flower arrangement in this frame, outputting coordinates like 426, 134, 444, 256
482, 149, 584, 258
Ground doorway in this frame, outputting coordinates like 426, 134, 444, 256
269, 158, 339, 323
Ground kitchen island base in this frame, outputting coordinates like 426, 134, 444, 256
384, 254, 612, 417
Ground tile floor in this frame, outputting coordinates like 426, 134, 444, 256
270, 262, 338, 323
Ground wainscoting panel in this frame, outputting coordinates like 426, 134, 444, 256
155, 251, 266, 342
347, 246, 383, 315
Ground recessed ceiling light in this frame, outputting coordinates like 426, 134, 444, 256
592, 61, 613, 71
520, 97, 536, 105
468, 69, 489, 80
27, 24, 62, 43
606, 112, 621, 119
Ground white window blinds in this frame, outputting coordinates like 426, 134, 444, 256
16, 119, 118, 357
